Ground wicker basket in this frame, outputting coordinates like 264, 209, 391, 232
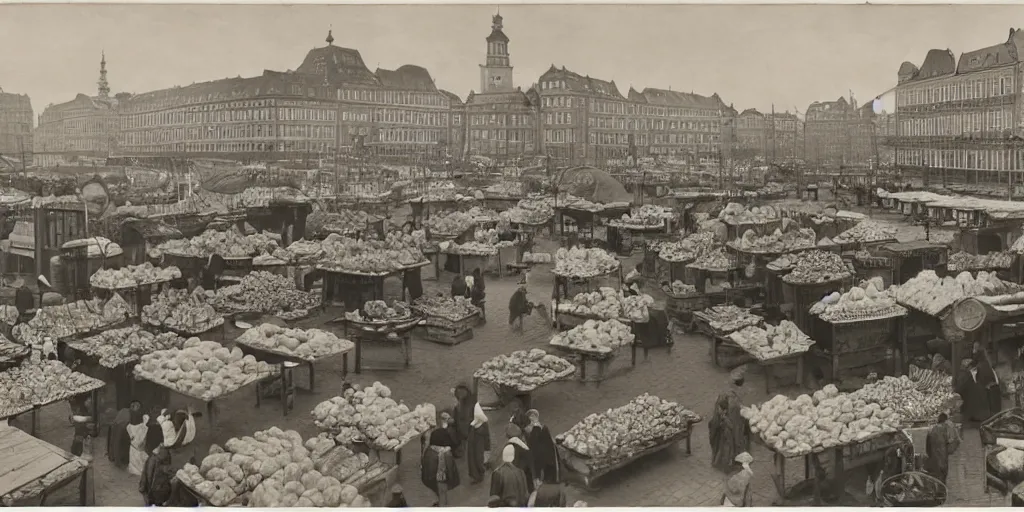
879, 471, 946, 507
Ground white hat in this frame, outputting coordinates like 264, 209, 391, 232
735, 452, 753, 464
501, 444, 516, 463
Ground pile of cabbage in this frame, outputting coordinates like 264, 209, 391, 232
318, 233, 426, 274
658, 232, 717, 263
134, 339, 277, 400
311, 381, 436, 450
557, 394, 701, 460
894, 270, 1019, 316
732, 228, 816, 254
550, 319, 635, 354
741, 384, 901, 456
235, 324, 354, 360
729, 320, 814, 360
557, 287, 653, 322
718, 203, 779, 224
553, 247, 620, 278
832, 220, 897, 244
781, 250, 851, 284
811, 278, 907, 323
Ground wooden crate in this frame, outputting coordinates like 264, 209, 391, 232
418, 325, 473, 346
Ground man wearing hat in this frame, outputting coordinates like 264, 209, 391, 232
508, 275, 540, 331
721, 452, 754, 506
709, 366, 751, 472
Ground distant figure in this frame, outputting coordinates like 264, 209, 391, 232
709, 367, 750, 472
140, 446, 173, 506
924, 412, 960, 483
721, 452, 754, 506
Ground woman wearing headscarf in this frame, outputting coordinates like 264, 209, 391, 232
721, 452, 754, 506
504, 423, 535, 493
451, 382, 476, 457
140, 446, 173, 506
107, 404, 132, 469
467, 402, 491, 484
489, 445, 530, 507
709, 366, 751, 472
126, 401, 150, 476
158, 406, 198, 468
524, 409, 559, 484
420, 428, 460, 506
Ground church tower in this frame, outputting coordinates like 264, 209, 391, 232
97, 52, 110, 98
479, 12, 513, 93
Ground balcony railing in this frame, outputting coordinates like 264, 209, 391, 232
880, 132, 1024, 147
897, 94, 1016, 114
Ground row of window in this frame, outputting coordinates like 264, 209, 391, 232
377, 128, 444, 143
121, 122, 337, 146
897, 147, 1024, 171
338, 88, 449, 108
899, 108, 1012, 136
470, 129, 534, 142
470, 114, 533, 126
899, 73, 1014, 107
544, 129, 578, 144
372, 109, 448, 127
650, 134, 718, 145
127, 140, 334, 153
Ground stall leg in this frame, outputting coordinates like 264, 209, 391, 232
206, 401, 215, 428
31, 406, 39, 437
308, 362, 315, 391
341, 353, 349, 379
765, 365, 773, 394
772, 452, 786, 505
404, 337, 412, 368
355, 338, 363, 374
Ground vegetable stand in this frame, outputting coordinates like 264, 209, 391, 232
878, 241, 948, 286
551, 265, 623, 322
556, 429, 692, 490
411, 306, 479, 346
329, 316, 420, 373
815, 313, 906, 383
233, 338, 352, 393
133, 365, 281, 428
782, 276, 853, 337
0, 426, 93, 506
691, 306, 763, 368
663, 291, 711, 332
144, 315, 228, 342
0, 363, 104, 438
549, 341, 637, 384
728, 339, 810, 394
472, 352, 576, 410
606, 221, 668, 257
319, 261, 428, 311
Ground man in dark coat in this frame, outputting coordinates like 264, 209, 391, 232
504, 424, 535, 493
140, 446, 173, 506
490, 445, 529, 507
974, 348, 1002, 416
709, 366, 751, 472
524, 409, 559, 484
924, 412, 960, 483
959, 359, 993, 422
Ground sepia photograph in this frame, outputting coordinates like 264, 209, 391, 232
0, 1, 1022, 507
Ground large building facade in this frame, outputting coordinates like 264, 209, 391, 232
804, 97, 853, 166
34, 54, 122, 167
887, 29, 1024, 184
765, 111, 801, 161
0, 89, 33, 166
735, 109, 766, 161
116, 31, 457, 162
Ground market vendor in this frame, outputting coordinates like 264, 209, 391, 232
958, 359, 993, 423
721, 452, 754, 506
709, 366, 750, 473
200, 253, 226, 291
503, 424, 535, 493
451, 273, 470, 299
469, 268, 486, 320
403, 265, 424, 302
924, 412, 960, 484
489, 445, 530, 507
508, 276, 540, 330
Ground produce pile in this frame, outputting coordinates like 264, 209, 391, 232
236, 324, 354, 361
440, 240, 498, 256
484, 182, 525, 198
523, 252, 553, 264
781, 250, 851, 284
894, 270, 1018, 316
475, 349, 576, 391
319, 233, 426, 274
880, 472, 946, 506
610, 205, 672, 228
557, 287, 653, 322
847, 366, 959, 426
157, 230, 279, 259
343, 300, 413, 323
425, 211, 476, 236
550, 319, 635, 354
412, 296, 479, 322
63, 237, 123, 258
69, 326, 187, 368
142, 287, 223, 334
0, 336, 28, 364
255, 239, 327, 266
556, 394, 701, 462
687, 247, 735, 271
504, 204, 553, 225
697, 305, 762, 333
0, 360, 104, 416
13, 296, 130, 346
658, 232, 716, 262
135, 339, 277, 400
209, 271, 320, 318
465, 206, 500, 223
732, 228, 816, 254
662, 281, 698, 297
311, 381, 437, 449
554, 247, 620, 278
741, 385, 901, 456
0, 306, 15, 326
718, 203, 779, 224
811, 279, 906, 323
473, 228, 515, 246
561, 195, 629, 213
308, 440, 383, 488
947, 251, 1015, 272
317, 209, 381, 236
833, 220, 897, 245
729, 320, 814, 360
91, 263, 182, 289
32, 194, 81, 208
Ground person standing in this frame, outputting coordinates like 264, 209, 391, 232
508, 398, 530, 431
489, 445, 530, 507
709, 367, 751, 472
420, 429, 460, 506
1013, 346, 1024, 408
975, 347, 1002, 416
467, 402, 492, 484
958, 359, 993, 422
524, 409, 559, 484
126, 401, 150, 476
924, 412, 960, 484
452, 382, 476, 456
140, 446, 173, 506
721, 452, 754, 506
107, 405, 132, 469
451, 273, 469, 299
504, 424, 535, 493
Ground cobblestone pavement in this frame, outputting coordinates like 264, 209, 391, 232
19, 233, 1003, 507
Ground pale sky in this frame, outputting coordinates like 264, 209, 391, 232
1, 4, 1023, 121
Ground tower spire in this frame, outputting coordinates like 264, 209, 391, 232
326, 27, 334, 46
97, 51, 110, 98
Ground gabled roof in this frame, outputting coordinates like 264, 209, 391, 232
374, 65, 437, 92
295, 45, 380, 87
539, 65, 623, 99
739, 108, 763, 117
125, 74, 277, 105
957, 42, 1015, 74
637, 88, 721, 110
439, 90, 463, 105
907, 49, 956, 82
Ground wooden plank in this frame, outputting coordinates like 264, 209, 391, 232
0, 428, 74, 497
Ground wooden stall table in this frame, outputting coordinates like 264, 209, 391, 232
328, 315, 421, 373
663, 291, 712, 331
233, 336, 353, 393
0, 426, 93, 506
879, 241, 948, 286
445, 249, 499, 278
816, 311, 907, 382
319, 261, 429, 310
781, 275, 853, 336
606, 221, 670, 256
691, 306, 764, 367
412, 307, 480, 346
723, 217, 783, 241
555, 420, 699, 490
91, 276, 173, 318
729, 328, 812, 393
852, 254, 894, 289
549, 339, 637, 384
134, 364, 281, 428
142, 316, 227, 342
0, 365, 104, 438
472, 357, 576, 410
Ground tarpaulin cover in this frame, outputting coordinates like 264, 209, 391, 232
555, 166, 632, 205
200, 167, 304, 195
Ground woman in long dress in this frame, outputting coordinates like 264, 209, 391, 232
524, 409, 559, 484
420, 428, 460, 506
709, 367, 750, 472
127, 401, 150, 476
107, 406, 131, 469
467, 402, 491, 484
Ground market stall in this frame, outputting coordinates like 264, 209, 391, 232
657, 232, 716, 283
411, 296, 480, 345
473, 348, 576, 410
0, 359, 104, 438
692, 304, 764, 368
330, 302, 422, 373
120, 218, 183, 265
549, 318, 638, 383
311, 381, 436, 466
551, 247, 622, 312
832, 221, 899, 254
777, 250, 854, 335
12, 295, 131, 357
133, 341, 282, 426
555, 394, 701, 489
317, 232, 429, 311
208, 270, 322, 323
605, 205, 675, 256
141, 286, 227, 341
234, 324, 354, 393
729, 320, 814, 393
981, 408, 1024, 495
879, 241, 948, 286
0, 425, 93, 506
89, 263, 181, 317
718, 203, 783, 241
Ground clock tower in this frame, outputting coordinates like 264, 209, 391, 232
479, 12, 513, 93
